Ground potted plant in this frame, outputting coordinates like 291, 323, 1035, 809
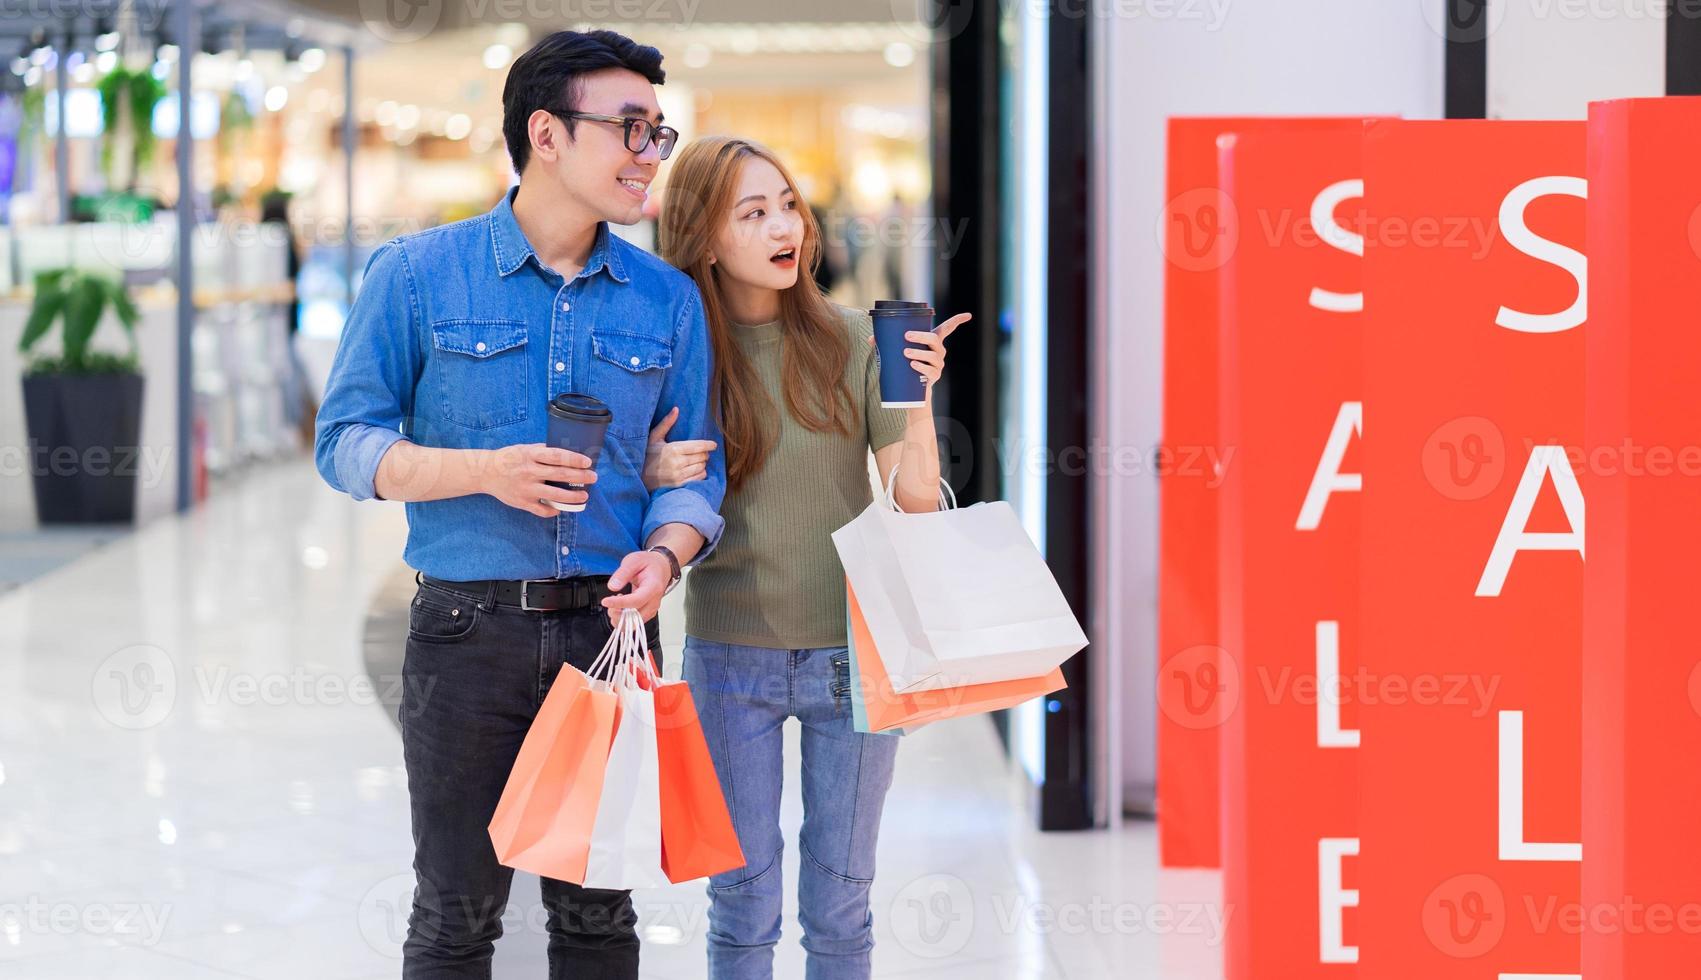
18, 267, 144, 524
96, 63, 166, 193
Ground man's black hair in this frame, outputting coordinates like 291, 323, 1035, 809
501, 30, 666, 176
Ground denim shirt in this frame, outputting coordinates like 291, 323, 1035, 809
314, 188, 726, 581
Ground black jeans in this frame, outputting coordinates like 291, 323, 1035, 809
399, 576, 663, 979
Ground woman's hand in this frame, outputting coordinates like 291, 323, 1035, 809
642, 407, 717, 491
904, 312, 971, 390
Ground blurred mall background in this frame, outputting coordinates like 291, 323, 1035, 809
0, 0, 1681, 975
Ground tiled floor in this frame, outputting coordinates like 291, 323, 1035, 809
0, 456, 1223, 978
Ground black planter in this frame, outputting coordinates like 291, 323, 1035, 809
21, 371, 146, 525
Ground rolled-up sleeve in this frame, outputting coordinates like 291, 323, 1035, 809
641, 287, 726, 562
313, 243, 422, 502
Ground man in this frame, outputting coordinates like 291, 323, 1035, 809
314, 30, 725, 979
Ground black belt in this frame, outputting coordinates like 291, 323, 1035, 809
420, 572, 626, 612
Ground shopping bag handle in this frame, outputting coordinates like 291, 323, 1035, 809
587, 607, 648, 683
882, 462, 958, 514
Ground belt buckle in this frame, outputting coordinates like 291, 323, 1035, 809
519, 580, 549, 612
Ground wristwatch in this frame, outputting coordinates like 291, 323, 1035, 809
647, 545, 682, 595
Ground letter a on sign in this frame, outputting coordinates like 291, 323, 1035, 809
1475, 445, 1585, 597
1296, 402, 1362, 531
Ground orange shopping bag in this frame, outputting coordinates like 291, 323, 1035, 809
488, 657, 619, 883
847, 580, 1066, 732
649, 677, 746, 883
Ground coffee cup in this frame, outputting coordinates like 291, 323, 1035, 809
545, 393, 612, 513
869, 302, 936, 408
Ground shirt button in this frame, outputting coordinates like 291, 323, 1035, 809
474, 342, 486, 352
629, 356, 640, 367
561, 546, 570, 556
561, 301, 571, 312
555, 361, 565, 372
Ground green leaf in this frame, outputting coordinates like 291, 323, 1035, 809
59, 274, 104, 370
103, 276, 138, 333
18, 285, 64, 352
33, 267, 67, 293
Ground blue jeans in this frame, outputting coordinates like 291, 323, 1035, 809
682, 637, 901, 980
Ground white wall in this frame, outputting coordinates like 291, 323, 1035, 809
1488, 0, 1664, 118
1094, 3, 1447, 814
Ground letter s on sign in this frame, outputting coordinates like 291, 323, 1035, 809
1494, 175, 1588, 334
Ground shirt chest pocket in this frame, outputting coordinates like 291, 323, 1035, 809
430, 318, 530, 430
589, 328, 673, 440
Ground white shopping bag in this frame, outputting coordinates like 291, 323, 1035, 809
581, 610, 670, 890
832, 466, 1088, 693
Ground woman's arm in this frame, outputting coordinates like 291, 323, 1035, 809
874, 412, 942, 512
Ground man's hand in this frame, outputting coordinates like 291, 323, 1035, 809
481, 444, 597, 518
601, 549, 672, 625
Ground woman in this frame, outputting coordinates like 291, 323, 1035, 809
649, 135, 967, 979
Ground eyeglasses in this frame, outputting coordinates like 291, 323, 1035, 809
554, 110, 679, 160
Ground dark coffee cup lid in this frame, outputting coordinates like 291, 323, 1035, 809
549, 392, 613, 421
874, 300, 930, 309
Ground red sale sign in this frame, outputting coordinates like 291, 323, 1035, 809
1160, 116, 1373, 869
1582, 96, 1701, 978
1357, 120, 1585, 979
1217, 124, 1367, 979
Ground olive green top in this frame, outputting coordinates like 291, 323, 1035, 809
684, 304, 910, 649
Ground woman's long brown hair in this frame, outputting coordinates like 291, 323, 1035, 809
658, 136, 856, 493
